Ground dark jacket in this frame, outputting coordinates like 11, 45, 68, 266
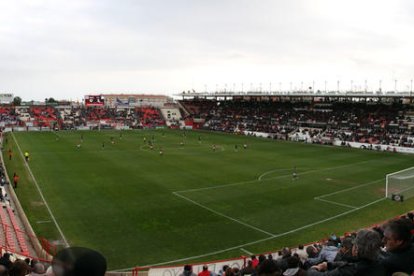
0, 255, 12, 270
381, 243, 414, 275
306, 259, 385, 276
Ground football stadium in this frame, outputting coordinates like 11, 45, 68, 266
2, 1, 414, 275
0, 91, 413, 275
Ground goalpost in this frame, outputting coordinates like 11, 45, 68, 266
386, 167, 414, 201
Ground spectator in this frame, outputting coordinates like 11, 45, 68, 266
0, 264, 8, 276
218, 265, 229, 276
180, 265, 196, 276
224, 267, 235, 276
258, 255, 266, 266
9, 259, 29, 276
294, 245, 307, 264
232, 267, 240, 276
198, 265, 211, 276
282, 256, 305, 276
0, 254, 12, 270
256, 259, 281, 276
307, 229, 385, 275
29, 262, 45, 276
52, 247, 106, 276
240, 260, 255, 276
306, 246, 319, 259
306, 240, 338, 265
251, 256, 259, 268
275, 248, 291, 271
381, 218, 414, 275
333, 236, 354, 262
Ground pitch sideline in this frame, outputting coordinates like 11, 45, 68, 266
11, 132, 70, 247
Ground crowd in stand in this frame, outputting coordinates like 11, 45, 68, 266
179, 215, 414, 276
0, 247, 106, 276
1, 100, 413, 148
180, 99, 414, 147
0, 203, 413, 276
1, 105, 165, 130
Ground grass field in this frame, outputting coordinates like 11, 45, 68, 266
3, 129, 414, 270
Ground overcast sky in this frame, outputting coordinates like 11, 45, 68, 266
1, 0, 413, 101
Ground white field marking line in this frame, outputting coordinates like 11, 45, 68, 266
117, 197, 386, 271
175, 175, 290, 194
315, 179, 384, 199
314, 198, 357, 209
175, 159, 375, 194
173, 192, 275, 237
258, 168, 291, 181
36, 220, 52, 224
11, 132, 70, 247
240, 248, 253, 255
314, 179, 384, 210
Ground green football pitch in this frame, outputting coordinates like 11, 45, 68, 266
3, 129, 414, 270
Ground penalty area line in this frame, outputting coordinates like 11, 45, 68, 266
314, 197, 357, 209
315, 179, 384, 199
117, 197, 386, 271
173, 192, 275, 237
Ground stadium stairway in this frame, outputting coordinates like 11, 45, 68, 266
176, 100, 190, 117
0, 206, 17, 252
7, 207, 30, 255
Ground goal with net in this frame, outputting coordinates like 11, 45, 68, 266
386, 167, 414, 201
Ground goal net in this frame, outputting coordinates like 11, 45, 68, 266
386, 167, 414, 201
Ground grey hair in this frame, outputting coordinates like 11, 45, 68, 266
354, 229, 382, 261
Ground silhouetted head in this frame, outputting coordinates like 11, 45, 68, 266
52, 247, 107, 276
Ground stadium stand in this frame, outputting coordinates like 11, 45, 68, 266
179, 99, 414, 148
0, 99, 411, 151
136, 107, 165, 128
29, 106, 58, 128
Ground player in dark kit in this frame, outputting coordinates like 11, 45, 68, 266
292, 166, 298, 180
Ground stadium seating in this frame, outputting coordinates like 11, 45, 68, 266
136, 107, 165, 127
0, 207, 16, 252
0, 100, 411, 148
179, 100, 414, 147
29, 106, 58, 127
6, 207, 29, 256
